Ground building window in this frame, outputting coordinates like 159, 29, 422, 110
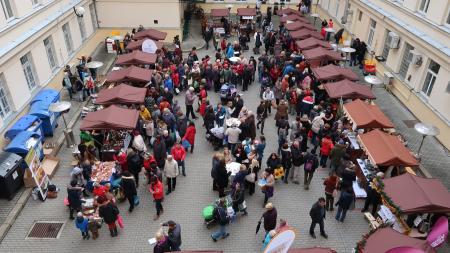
20, 53, 38, 90
89, 3, 97, 31
399, 43, 414, 79
62, 23, 74, 54
31, 0, 40, 6
0, 74, 12, 119
335, 0, 340, 18
418, 0, 430, 14
43, 36, 58, 71
382, 29, 391, 60
421, 60, 440, 97
446, 10, 450, 26
77, 16, 86, 41
358, 10, 362, 21
367, 19, 376, 48
1, 0, 14, 20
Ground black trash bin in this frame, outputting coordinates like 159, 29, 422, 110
0, 152, 25, 200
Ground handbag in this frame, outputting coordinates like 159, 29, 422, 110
245, 173, 256, 183
182, 139, 191, 149
238, 201, 247, 211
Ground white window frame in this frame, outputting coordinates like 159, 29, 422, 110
62, 23, 74, 54
421, 60, 440, 97
44, 36, 58, 71
367, 18, 376, 48
418, 0, 430, 14
77, 16, 86, 41
335, 0, 340, 18
1, 0, 14, 20
358, 10, 362, 21
0, 74, 12, 119
31, 0, 40, 7
235, 0, 247, 2
399, 43, 414, 80
20, 53, 39, 90
445, 9, 450, 27
89, 3, 98, 31
381, 29, 391, 60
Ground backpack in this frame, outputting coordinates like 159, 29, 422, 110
215, 207, 229, 225
304, 157, 314, 171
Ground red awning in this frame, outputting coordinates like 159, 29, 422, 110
80, 105, 139, 130
296, 38, 330, 50
285, 21, 316, 31
106, 66, 152, 84
210, 8, 229, 17
362, 227, 436, 253
303, 47, 343, 62
382, 173, 450, 214
344, 99, 393, 129
290, 29, 323, 40
116, 51, 157, 66
281, 14, 310, 23
324, 79, 376, 100
277, 8, 302, 16
134, 28, 167, 40
358, 129, 419, 167
237, 8, 256, 16
95, 84, 146, 105
312, 64, 359, 81
288, 247, 336, 253
125, 39, 163, 51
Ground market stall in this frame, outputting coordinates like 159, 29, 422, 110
133, 28, 167, 41
106, 66, 152, 85
355, 227, 436, 253
285, 21, 316, 31
295, 38, 330, 50
312, 64, 359, 81
280, 14, 310, 24
303, 47, 343, 63
115, 51, 157, 66
277, 8, 302, 16
210, 8, 229, 35
288, 247, 336, 253
290, 29, 324, 40
236, 7, 256, 36
343, 99, 393, 129
323, 79, 376, 100
125, 39, 163, 52
80, 105, 139, 131
95, 84, 146, 105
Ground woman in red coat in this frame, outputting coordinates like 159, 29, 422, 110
149, 177, 164, 220
319, 135, 334, 168
183, 122, 196, 153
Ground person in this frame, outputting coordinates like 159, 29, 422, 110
153, 231, 171, 253
75, 212, 89, 240
161, 220, 182, 251
320, 135, 334, 168
153, 136, 167, 169
280, 143, 292, 184
303, 152, 319, 190
185, 87, 197, 120
231, 182, 248, 215
216, 159, 231, 198
127, 148, 142, 187
171, 141, 186, 177
262, 230, 276, 251
309, 197, 328, 239
329, 140, 346, 171
362, 174, 383, 216
262, 87, 274, 114
164, 155, 179, 195
247, 158, 260, 195
225, 124, 241, 152
211, 198, 230, 242
266, 153, 281, 171
139, 104, 152, 121
262, 168, 275, 205
87, 217, 101, 240
255, 136, 266, 167
335, 188, 354, 222
67, 180, 83, 220
262, 203, 277, 239
276, 218, 290, 233
182, 122, 196, 154
256, 100, 268, 134
323, 171, 339, 211
98, 196, 120, 237
149, 177, 165, 220
121, 171, 137, 212
290, 141, 304, 184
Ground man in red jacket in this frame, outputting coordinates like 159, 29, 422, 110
149, 177, 164, 220
171, 142, 187, 176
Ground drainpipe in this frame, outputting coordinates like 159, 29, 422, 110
93, 0, 100, 28
341, 0, 349, 24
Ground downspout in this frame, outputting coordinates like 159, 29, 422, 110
93, 0, 100, 28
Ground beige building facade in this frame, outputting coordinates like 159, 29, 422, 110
315, 0, 450, 149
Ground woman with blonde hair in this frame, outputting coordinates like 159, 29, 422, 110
153, 231, 170, 253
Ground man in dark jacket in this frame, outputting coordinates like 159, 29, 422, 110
161, 220, 182, 251
290, 141, 304, 184
303, 152, 319, 190
256, 100, 268, 135
216, 160, 231, 197
121, 171, 137, 212
211, 199, 230, 242
335, 188, 354, 222
98, 197, 120, 237
231, 95, 244, 118
309, 197, 327, 239
153, 136, 167, 169
127, 149, 142, 187
67, 180, 83, 220
262, 203, 277, 238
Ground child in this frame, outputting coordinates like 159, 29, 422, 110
75, 212, 90, 240
88, 217, 101, 240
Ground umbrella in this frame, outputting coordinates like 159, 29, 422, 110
256, 216, 263, 234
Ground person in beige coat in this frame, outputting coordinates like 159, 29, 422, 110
164, 155, 179, 195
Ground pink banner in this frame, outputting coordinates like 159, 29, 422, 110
386, 247, 425, 253
426, 216, 449, 248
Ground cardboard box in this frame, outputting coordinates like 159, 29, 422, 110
41, 156, 60, 178
23, 169, 36, 188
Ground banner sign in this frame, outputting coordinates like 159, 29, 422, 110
427, 216, 449, 248
24, 147, 49, 200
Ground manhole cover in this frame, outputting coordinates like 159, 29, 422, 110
403, 120, 419, 128
26, 221, 64, 239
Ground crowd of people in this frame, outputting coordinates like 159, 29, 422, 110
65, 1, 379, 251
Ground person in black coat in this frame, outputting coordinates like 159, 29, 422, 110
231, 95, 244, 118
304, 152, 319, 190
309, 197, 328, 238
262, 203, 277, 238
216, 160, 231, 198
335, 188, 354, 222
231, 183, 247, 215
121, 171, 137, 212
98, 197, 120, 237
127, 148, 142, 187
67, 180, 83, 220
211, 153, 222, 191
153, 136, 167, 169
242, 65, 252, 91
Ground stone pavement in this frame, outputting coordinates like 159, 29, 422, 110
0, 15, 448, 253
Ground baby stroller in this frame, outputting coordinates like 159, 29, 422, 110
219, 83, 238, 104
202, 195, 234, 229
